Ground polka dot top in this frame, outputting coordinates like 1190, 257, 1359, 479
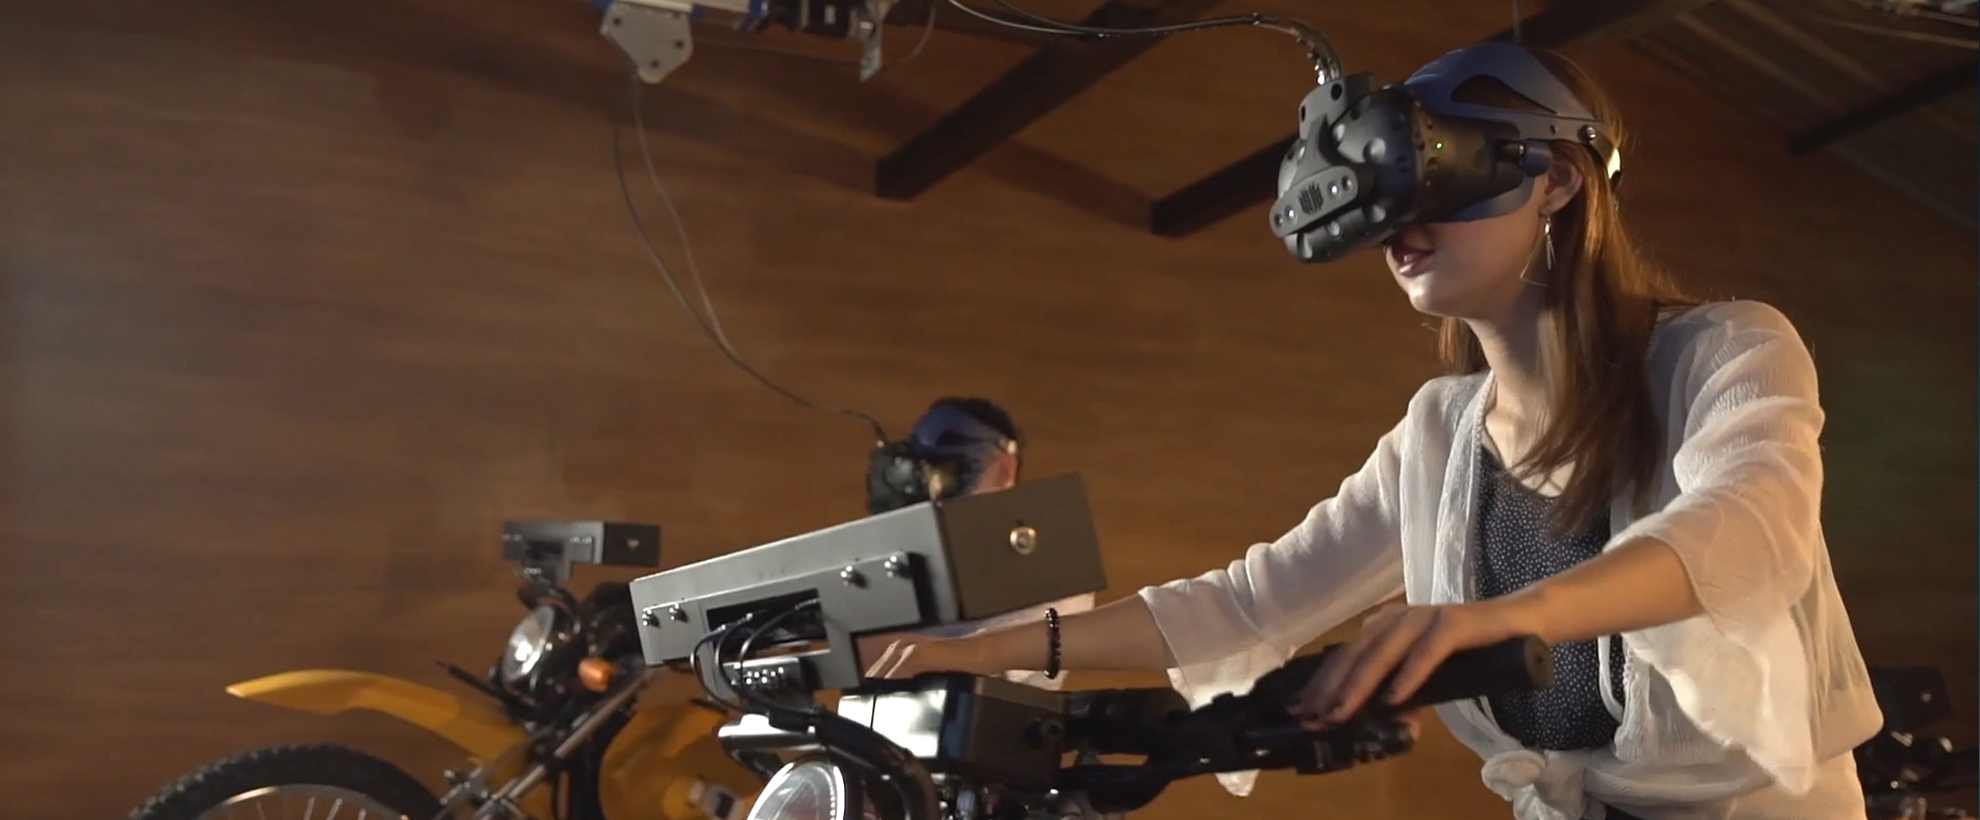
1473, 445, 1628, 753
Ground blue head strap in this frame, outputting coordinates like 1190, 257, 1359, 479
1403, 43, 1621, 222
909, 404, 1017, 461
904, 404, 1018, 496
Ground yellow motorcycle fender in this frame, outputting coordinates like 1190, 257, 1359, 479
227, 670, 526, 766
599, 702, 762, 820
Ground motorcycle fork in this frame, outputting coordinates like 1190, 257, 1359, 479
428, 728, 543, 820
465, 670, 655, 820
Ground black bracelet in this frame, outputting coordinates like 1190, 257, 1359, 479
1043, 607, 1062, 680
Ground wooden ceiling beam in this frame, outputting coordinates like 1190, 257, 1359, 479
1787, 56, 1979, 154
871, 0, 1224, 201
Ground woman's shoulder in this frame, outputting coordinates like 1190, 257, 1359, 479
1651, 299, 1819, 394
1656, 299, 1806, 347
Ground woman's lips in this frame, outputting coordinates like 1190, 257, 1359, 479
1389, 243, 1435, 276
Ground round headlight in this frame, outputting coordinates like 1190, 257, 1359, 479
744, 757, 878, 820
499, 604, 560, 683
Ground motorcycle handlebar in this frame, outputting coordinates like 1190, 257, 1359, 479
1065, 635, 1553, 757
1045, 636, 1552, 814
774, 637, 1552, 820
1265, 632, 1551, 713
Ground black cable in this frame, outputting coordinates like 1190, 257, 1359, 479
932, 0, 1101, 35
942, 0, 1340, 77
728, 601, 825, 718
689, 614, 759, 710
609, 0, 1339, 443
981, 0, 1287, 39
699, 606, 817, 719
875, 0, 941, 75
615, 83, 890, 444
716, 601, 940, 820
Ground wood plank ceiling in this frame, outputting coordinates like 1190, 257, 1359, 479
1634, 0, 1978, 228
29, 0, 1966, 232
854, 0, 1980, 232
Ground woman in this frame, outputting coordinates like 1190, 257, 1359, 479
862, 43, 1882, 820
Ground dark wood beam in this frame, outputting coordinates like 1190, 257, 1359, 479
1148, 136, 1291, 237
883, 0, 1058, 48
1147, 0, 1720, 238
1786, 57, 1979, 155
872, 0, 1224, 201
1486, 0, 1719, 52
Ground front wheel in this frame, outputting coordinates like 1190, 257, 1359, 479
129, 744, 445, 820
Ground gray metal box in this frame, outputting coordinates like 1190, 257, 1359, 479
629, 472, 1106, 668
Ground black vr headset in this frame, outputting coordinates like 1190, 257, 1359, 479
864, 403, 1023, 515
1272, 42, 1623, 264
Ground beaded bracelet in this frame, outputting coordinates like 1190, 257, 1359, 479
1044, 607, 1062, 680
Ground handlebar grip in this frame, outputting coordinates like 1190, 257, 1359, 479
1391, 635, 1554, 711
1234, 635, 1553, 716
1062, 687, 1191, 755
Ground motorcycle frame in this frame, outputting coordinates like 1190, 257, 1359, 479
226, 653, 758, 820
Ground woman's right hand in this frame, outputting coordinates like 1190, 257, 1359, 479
861, 632, 1001, 681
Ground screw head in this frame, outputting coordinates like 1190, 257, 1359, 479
1008, 526, 1039, 556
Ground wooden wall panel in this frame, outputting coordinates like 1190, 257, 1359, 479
0, 3, 1972, 818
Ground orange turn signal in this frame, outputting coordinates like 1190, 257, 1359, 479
578, 657, 617, 692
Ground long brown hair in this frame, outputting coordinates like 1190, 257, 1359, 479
1436, 49, 1697, 535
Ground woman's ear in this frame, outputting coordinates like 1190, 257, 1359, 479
1540, 160, 1584, 216
977, 451, 1020, 493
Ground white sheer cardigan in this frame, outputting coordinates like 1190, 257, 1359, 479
1138, 301, 1882, 820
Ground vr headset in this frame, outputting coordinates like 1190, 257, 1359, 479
1271, 42, 1623, 264
865, 404, 1022, 515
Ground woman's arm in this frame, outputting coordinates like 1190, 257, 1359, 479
957, 593, 1102, 690
860, 590, 1172, 680
1142, 416, 1410, 700
1486, 303, 1823, 649
1502, 535, 1701, 646
968, 594, 1175, 672
1604, 303, 1825, 640
868, 411, 1413, 694
1296, 536, 1705, 726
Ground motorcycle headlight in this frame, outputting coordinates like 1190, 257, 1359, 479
745, 757, 874, 820
499, 604, 562, 683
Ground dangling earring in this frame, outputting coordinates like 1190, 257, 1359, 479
1543, 212, 1556, 272
1522, 211, 1554, 288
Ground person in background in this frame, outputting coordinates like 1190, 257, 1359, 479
863, 397, 1095, 691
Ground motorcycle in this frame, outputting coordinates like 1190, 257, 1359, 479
128, 521, 761, 820
709, 614, 1980, 820
710, 621, 1557, 820
1857, 664, 1976, 820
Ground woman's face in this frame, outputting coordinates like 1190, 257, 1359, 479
1382, 165, 1582, 321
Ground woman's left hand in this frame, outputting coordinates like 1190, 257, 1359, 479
1290, 598, 1545, 730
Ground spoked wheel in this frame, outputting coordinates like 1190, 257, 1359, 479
130, 745, 446, 820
